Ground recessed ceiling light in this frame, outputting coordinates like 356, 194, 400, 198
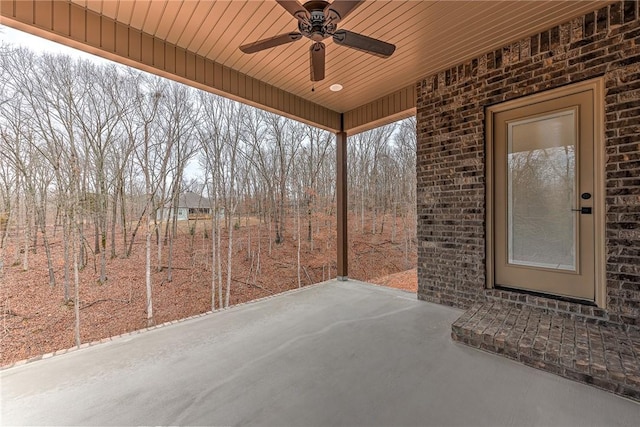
329, 84, 343, 92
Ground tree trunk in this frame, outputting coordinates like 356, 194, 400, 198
225, 215, 232, 308
71, 177, 82, 347
217, 215, 223, 309
167, 216, 174, 283
63, 215, 71, 303
392, 203, 397, 243
39, 209, 56, 287
268, 210, 272, 255
13, 201, 22, 267
30, 208, 38, 254
125, 205, 147, 258
120, 182, 128, 257
146, 213, 154, 326
0, 210, 11, 278
110, 188, 118, 259
163, 209, 172, 246
99, 226, 107, 283
22, 212, 29, 271
211, 214, 217, 310
372, 206, 377, 234
73, 222, 81, 347
307, 194, 313, 245
78, 221, 86, 270
297, 198, 301, 288
94, 220, 100, 254
156, 216, 163, 272
360, 188, 365, 232
277, 183, 286, 243
273, 191, 283, 244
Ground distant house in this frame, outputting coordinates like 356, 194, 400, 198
157, 191, 211, 221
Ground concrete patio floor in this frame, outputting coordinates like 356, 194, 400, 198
2, 280, 639, 426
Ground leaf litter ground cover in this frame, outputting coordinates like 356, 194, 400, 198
1, 214, 416, 366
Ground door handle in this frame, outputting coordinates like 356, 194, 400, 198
571, 207, 592, 214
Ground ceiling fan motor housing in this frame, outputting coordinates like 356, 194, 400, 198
299, 0, 336, 41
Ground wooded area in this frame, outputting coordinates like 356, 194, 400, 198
0, 44, 416, 355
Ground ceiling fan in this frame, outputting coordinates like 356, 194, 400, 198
239, 0, 396, 82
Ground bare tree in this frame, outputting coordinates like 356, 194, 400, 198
197, 92, 225, 310
262, 112, 302, 244
1, 37, 419, 345
71, 62, 129, 284
300, 124, 333, 248
129, 75, 165, 327
156, 83, 199, 282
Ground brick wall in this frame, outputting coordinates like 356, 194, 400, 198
416, 1, 640, 327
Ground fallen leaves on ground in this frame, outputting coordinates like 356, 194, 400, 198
1, 214, 416, 366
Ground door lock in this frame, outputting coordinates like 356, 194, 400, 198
571, 207, 592, 214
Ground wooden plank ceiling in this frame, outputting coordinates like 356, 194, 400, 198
1, 1, 611, 133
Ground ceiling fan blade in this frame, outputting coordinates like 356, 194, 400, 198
276, 0, 310, 23
324, 0, 364, 24
332, 29, 396, 58
310, 42, 325, 82
240, 32, 303, 54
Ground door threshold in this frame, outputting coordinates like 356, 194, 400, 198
494, 286, 596, 307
